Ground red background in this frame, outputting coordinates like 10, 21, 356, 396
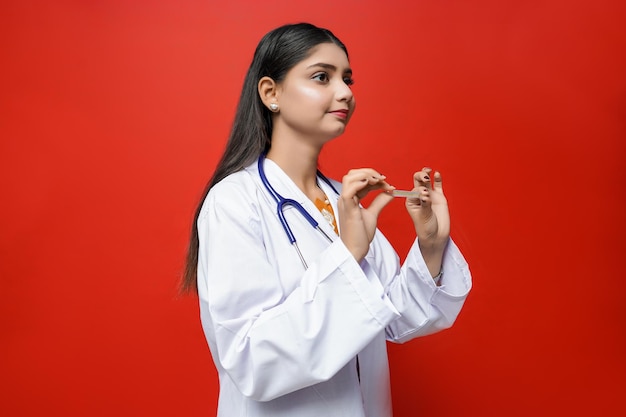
1, 0, 625, 416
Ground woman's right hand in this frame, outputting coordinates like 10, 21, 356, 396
337, 169, 395, 261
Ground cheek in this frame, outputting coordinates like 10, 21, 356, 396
291, 85, 326, 104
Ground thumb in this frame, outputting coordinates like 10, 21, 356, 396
366, 191, 395, 218
433, 171, 443, 192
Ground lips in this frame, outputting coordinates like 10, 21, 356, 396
329, 109, 349, 119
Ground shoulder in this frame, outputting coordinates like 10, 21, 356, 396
199, 165, 263, 222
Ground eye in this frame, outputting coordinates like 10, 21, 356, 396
312, 72, 330, 83
343, 77, 355, 86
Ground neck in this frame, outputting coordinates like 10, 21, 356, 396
266, 135, 324, 201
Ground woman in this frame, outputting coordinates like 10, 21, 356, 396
182, 23, 472, 417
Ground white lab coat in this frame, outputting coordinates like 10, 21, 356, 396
197, 158, 472, 417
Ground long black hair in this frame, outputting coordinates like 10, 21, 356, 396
181, 23, 348, 293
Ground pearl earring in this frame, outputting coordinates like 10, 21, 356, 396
269, 103, 279, 112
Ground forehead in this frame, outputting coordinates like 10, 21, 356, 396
295, 42, 350, 71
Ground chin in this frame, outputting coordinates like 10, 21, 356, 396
326, 127, 346, 140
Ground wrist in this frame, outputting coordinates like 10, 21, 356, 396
417, 238, 446, 278
417, 236, 447, 257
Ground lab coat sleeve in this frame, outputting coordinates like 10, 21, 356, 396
197, 180, 400, 402
365, 232, 472, 344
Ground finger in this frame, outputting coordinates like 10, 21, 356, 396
413, 168, 433, 189
343, 171, 383, 192
418, 186, 432, 207
343, 170, 394, 201
433, 171, 443, 193
367, 191, 394, 218
342, 180, 387, 201
356, 180, 395, 200
406, 186, 430, 207
344, 168, 386, 183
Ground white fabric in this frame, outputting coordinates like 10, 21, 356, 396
197, 159, 472, 417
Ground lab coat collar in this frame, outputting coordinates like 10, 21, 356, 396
248, 157, 340, 240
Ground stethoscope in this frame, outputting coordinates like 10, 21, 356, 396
258, 154, 340, 269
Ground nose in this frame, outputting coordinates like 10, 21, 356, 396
335, 79, 354, 103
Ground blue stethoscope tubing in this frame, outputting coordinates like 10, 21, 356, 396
257, 154, 339, 269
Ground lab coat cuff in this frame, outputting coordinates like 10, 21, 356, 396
406, 238, 472, 298
327, 240, 400, 327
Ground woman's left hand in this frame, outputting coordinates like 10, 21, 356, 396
406, 168, 450, 275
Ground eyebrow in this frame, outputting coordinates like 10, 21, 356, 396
306, 62, 352, 75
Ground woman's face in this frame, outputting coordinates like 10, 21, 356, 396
274, 42, 355, 141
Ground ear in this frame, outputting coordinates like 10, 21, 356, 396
258, 76, 280, 111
